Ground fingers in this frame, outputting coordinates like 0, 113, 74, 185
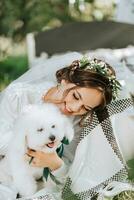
24, 153, 36, 165
29, 157, 40, 167
26, 149, 41, 167
29, 156, 34, 164
30, 159, 38, 167
26, 149, 53, 168
27, 148, 36, 157
24, 154, 31, 162
24, 153, 33, 164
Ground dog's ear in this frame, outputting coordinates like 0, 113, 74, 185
63, 119, 74, 143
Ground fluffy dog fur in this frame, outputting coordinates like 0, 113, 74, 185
0, 103, 74, 197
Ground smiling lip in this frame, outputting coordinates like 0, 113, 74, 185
46, 142, 55, 148
64, 104, 72, 113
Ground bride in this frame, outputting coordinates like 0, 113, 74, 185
0, 52, 134, 200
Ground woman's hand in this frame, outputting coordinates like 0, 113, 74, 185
26, 149, 64, 171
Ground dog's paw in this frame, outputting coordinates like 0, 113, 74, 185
14, 178, 37, 197
19, 182, 37, 197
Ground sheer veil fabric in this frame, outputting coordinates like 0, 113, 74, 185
13, 52, 83, 85
0, 52, 134, 200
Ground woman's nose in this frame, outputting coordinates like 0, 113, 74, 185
70, 102, 82, 112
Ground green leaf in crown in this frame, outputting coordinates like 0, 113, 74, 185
79, 56, 122, 100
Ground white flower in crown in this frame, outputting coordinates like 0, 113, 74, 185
78, 56, 121, 100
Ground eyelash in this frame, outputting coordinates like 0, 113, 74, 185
73, 93, 90, 112
84, 107, 89, 112
73, 93, 79, 100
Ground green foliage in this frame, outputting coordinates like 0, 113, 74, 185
0, 0, 115, 41
113, 191, 134, 200
127, 159, 134, 181
0, 0, 74, 41
0, 55, 28, 91
112, 159, 134, 200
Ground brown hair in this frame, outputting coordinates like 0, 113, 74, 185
56, 59, 116, 126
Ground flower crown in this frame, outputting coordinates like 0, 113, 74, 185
72, 57, 121, 100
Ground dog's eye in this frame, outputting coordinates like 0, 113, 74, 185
51, 125, 55, 128
37, 128, 44, 132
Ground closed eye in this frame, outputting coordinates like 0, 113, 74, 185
84, 107, 91, 112
37, 128, 44, 132
76, 90, 93, 112
84, 107, 90, 112
83, 106, 92, 112
73, 93, 79, 100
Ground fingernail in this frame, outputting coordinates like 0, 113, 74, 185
29, 148, 36, 152
26, 153, 31, 157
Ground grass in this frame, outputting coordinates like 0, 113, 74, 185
0, 55, 28, 91
127, 159, 134, 181
108, 159, 134, 200
113, 191, 134, 200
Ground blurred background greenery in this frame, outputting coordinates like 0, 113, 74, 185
0, 0, 116, 91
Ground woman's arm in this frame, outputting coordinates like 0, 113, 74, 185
27, 149, 64, 171
26, 149, 70, 187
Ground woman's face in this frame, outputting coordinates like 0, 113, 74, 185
55, 80, 102, 116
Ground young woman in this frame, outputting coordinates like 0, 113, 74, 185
0, 53, 133, 200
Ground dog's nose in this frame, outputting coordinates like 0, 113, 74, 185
49, 135, 56, 141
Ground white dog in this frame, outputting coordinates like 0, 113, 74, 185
0, 103, 74, 197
